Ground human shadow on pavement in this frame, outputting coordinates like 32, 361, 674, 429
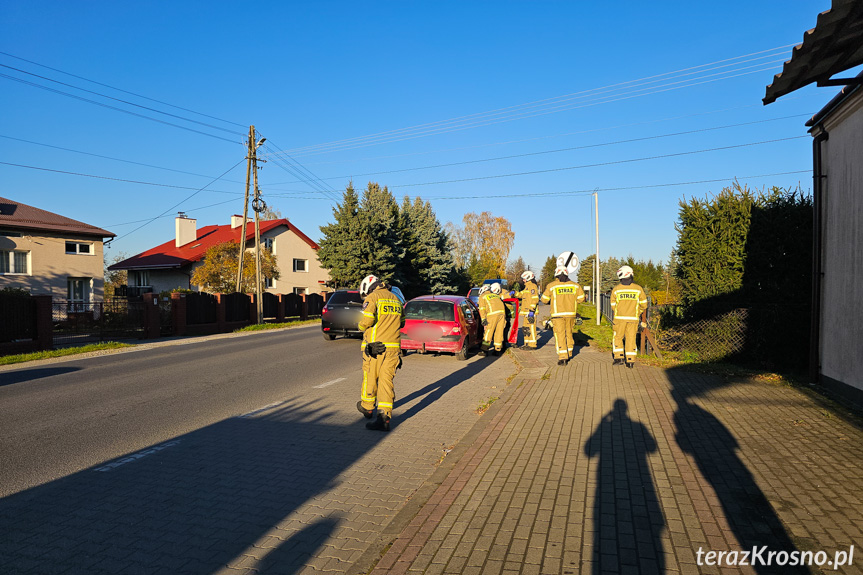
585, 399, 665, 574
394, 353, 500, 424
0, 366, 81, 387
667, 367, 808, 574
0, 398, 384, 575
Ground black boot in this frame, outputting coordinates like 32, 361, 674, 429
626, 362, 635, 369
356, 401, 373, 419
365, 413, 390, 432
613, 358, 623, 366
478, 349, 488, 358
557, 359, 566, 366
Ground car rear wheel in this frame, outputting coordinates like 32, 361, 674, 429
323, 332, 336, 341
456, 337, 469, 361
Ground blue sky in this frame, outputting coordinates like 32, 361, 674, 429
0, 1, 840, 275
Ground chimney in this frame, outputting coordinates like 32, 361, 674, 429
231, 214, 251, 229
175, 214, 197, 247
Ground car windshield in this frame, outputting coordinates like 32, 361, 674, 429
405, 300, 455, 322
468, 288, 480, 298
327, 291, 362, 305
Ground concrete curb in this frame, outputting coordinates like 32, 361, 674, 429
348, 347, 550, 575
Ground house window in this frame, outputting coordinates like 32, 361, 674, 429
67, 278, 91, 311
293, 258, 308, 272
264, 276, 274, 289
0, 230, 22, 237
262, 237, 274, 251
293, 287, 307, 295
129, 270, 150, 287
65, 242, 93, 255
0, 250, 29, 274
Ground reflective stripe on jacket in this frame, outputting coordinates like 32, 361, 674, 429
478, 292, 505, 321
537, 279, 584, 317
516, 280, 540, 312
610, 283, 648, 321
359, 287, 405, 348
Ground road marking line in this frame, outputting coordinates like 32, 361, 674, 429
94, 440, 181, 472
238, 401, 286, 418
313, 377, 346, 389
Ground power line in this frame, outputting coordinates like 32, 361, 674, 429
420, 170, 811, 200
0, 63, 245, 137
269, 114, 812, 184
0, 158, 334, 196
0, 134, 249, 184
276, 45, 797, 156
0, 72, 240, 144
0, 50, 246, 128
384, 136, 809, 189
258, 137, 342, 204
110, 158, 246, 243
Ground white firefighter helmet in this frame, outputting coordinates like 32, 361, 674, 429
521, 270, 535, 282
490, 282, 502, 294
556, 251, 580, 275
554, 266, 568, 277
616, 265, 634, 280
478, 284, 491, 295
360, 274, 379, 297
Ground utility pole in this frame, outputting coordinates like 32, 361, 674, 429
235, 126, 255, 293
593, 191, 601, 326
236, 126, 266, 323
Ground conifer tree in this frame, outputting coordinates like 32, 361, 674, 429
399, 197, 457, 297
357, 182, 402, 287
318, 183, 363, 288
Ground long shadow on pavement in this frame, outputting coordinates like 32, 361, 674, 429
0, 354, 505, 574
585, 399, 665, 574
667, 367, 809, 574
394, 354, 501, 424
0, 399, 384, 574
0, 366, 81, 387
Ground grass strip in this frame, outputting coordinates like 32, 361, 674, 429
0, 342, 133, 366
234, 319, 319, 332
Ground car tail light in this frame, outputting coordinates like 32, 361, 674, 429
450, 326, 461, 335
322, 307, 328, 314
323, 327, 330, 331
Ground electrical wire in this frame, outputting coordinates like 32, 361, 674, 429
0, 73, 240, 144
268, 114, 812, 185
110, 158, 245, 243
0, 63, 245, 137
384, 136, 809, 189
258, 136, 342, 204
0, 50, 246, 128
275, 45, 798, 156
0, 134, 249, 184
420, 170, 811, 200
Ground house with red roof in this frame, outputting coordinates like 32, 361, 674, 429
108, 214, 329, 296
1, 196, 115, 302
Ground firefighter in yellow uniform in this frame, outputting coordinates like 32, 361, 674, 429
356, 274, 405, 431
530, 266, 585, 365
610, 265, 648, 369
478, 283, 506, 356
513, 270, 540, 349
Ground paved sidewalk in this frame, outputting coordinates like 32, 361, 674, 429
365, 335, 863, 574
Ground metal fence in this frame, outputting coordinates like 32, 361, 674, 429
52, 300, 146, 347
648, 306, 749, 361
224, 293, 250, 323
186, 292, 217, 325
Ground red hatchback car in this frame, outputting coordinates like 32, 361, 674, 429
400, 295, 481, 360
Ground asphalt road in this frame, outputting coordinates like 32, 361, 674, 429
0, 326, 377, 497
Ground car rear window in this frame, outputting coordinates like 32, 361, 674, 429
468, 288, 480, 298
327, 291, 362, 305
405, 300, 455, 322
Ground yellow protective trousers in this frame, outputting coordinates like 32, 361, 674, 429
482, 314, 506, 352
552, 317, 575, 361
612, 320, 638, 363
519, 312, 537, 348
360, 348, 400, 418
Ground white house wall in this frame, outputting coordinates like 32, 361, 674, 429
264, 226, 329, 294
818, 89, 863, 397
0, 232, 105, 300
